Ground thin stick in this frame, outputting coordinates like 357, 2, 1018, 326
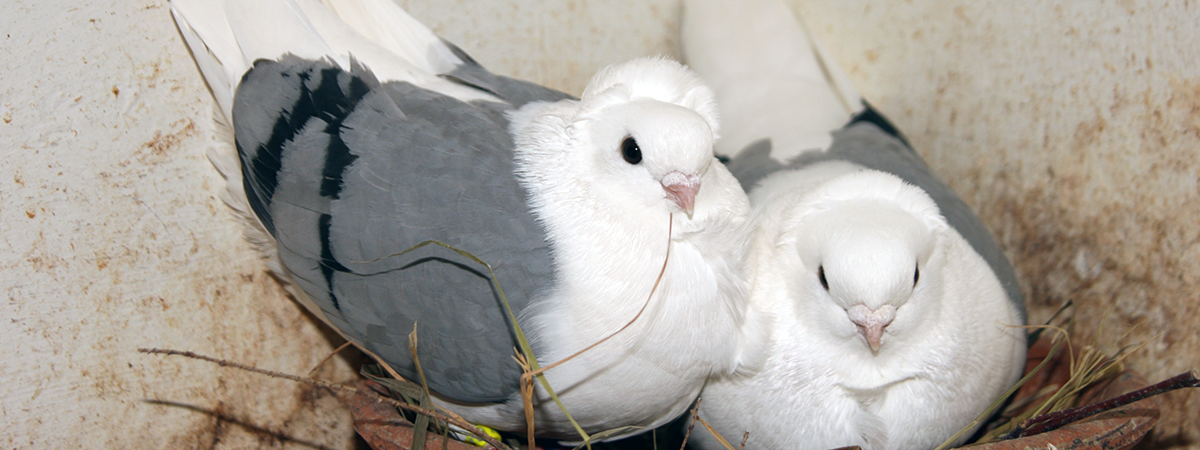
138, 348, 510, 450
679, 397, 702, 450
351, 343, 473, 426
409, 325, 434, 450
513, 351, 537, 450
695, 415, 737, 450
1010, 369, 1200, 438
308, 341, 353, 376
360, 237, 591, 442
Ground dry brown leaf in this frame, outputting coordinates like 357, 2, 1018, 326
335, 379, 479, 450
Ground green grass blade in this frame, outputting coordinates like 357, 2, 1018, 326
568, 426, 644, 450
366, 240, 591, 443
410, 325, 434, 450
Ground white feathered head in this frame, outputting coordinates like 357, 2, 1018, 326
577, 56, 720, 139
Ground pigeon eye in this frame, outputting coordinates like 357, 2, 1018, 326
818, 265, 829, 291
621, 136, 642, 165
914, 264, 920, 287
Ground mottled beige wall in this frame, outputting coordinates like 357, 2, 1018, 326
3, 0, 1196, 448
792, 1, 1200, 447
1, 1, 361, 447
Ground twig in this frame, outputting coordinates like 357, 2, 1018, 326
352, 338, 472, 426
308, 341, 353, 376
679, 397, 702, 450
514, 351, 537, 449
138, 348, 511, 450
1007, 369, 1199, 438
409, 325, 435, 450
695, 415, 737, 450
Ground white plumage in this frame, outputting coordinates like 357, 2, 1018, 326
681, 0, 861, 161
683, 0, 1027, 449
459, 56, 766, 435
697, 165, 1024, 450
171, 0, 764, 440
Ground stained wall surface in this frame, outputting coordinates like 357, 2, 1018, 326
1, 0, 1196, 448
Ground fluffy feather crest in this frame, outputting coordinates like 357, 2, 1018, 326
577, 56, 720, 137
785, 170, 948, 234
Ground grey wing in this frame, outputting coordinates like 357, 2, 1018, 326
438, 39, 574, 107
721, 138, 780, 194
727, 104, 1026, 323
723, 102, 909, 192
233, 55, 567, 403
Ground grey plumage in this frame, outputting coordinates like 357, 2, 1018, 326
173, 0, 765, 439
726, 106, 1025, 320
235, 55, 569, 402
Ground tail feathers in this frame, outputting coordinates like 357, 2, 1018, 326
300, 0, 499, 102
203, 115, 285, 276
317, 0, 464, 74
171, 1, 243, 124
800, 13, 863, 123
223, 0, 341, 67
206, 108, 329, 324
682, 0, 863, 161
170, 0, 497, 125
171, 0, 341, 123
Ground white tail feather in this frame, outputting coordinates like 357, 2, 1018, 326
171, 2, 242, 125
170, 0, 497, 123
317, 0, 464, 74
682, 0, 863, 160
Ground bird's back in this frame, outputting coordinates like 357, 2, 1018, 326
725, 119, 1025, 316
172, 0, 571, 403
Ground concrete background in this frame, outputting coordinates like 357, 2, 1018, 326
1, 0, 1196, 448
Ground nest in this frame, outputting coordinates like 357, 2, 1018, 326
335, 331, 1184, 450
965, 337, 1161, 450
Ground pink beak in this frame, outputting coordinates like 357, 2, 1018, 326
847, 304, 896, 352
661, 171, 701, 215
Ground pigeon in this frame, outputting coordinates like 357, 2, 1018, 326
682, 0, 1027, 449
169, 0, 764, 440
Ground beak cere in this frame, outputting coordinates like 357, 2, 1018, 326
661, 171, 701, 215
847, 304, 897, 352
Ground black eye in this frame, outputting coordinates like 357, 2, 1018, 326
621, 136, 642, 164
914, 264, 920, 287
818, 265, 829, 291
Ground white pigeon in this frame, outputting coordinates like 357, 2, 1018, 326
682, 0, 1028, 449
170, 0, 765, 440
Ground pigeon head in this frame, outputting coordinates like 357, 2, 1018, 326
582, 99, 716, 216
509, 56, 725, 219
786, 170, 946, 352
574, 57, 722, 217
